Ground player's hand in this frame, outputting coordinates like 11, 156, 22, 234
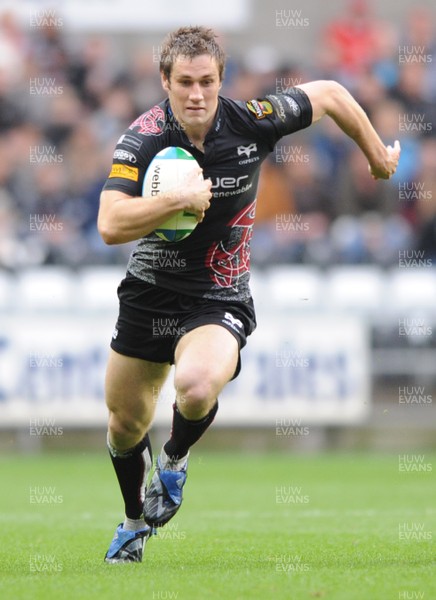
180, 168, 212, 222
369, 140, 401, 180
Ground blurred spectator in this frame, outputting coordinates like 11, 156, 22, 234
0, 4, 434, 270
67, 36, 116, 108
414, 139, 436, 262
0, 11, 27, 88
318, 0, 386, 86
129, 45, 165, 109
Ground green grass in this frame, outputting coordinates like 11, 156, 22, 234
0, 451, 434, 600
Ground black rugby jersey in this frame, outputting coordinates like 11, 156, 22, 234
103, 89, 312, 301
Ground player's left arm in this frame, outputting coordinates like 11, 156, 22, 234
296, 80, 400, 180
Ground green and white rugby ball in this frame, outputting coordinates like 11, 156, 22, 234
143, 146, 201, 242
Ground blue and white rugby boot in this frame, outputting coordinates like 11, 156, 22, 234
104, 523, 155, 563
143, 452, 189, 527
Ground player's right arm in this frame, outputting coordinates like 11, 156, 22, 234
98, 168, 212, 245
296, 80, 400, 180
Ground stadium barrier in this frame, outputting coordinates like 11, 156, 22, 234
0, 311, 369, 427
1, 265, 435, 428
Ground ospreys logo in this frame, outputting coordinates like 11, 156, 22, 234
246, 99, 273, 119
237, 143, 257, 158
222, 312, 243, 332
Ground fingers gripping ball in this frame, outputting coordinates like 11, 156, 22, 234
142, 147, 202, 242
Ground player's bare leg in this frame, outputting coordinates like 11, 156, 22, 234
174, 324, 239, 419
105, 350, 171, 563
106, 349, 170, 450
143, 325, 238, 527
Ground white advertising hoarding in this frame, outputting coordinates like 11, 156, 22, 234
219, 314, 370, 425
0, 312, 369, 428
6, 1, 249, 31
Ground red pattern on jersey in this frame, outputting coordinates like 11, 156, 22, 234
129, 106, 165, 136
206, 201, 256, 290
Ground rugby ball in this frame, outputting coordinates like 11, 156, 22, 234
142, 146, 201, 242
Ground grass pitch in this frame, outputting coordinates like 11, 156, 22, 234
0, 450, 434, 600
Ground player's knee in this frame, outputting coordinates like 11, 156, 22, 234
108, 410, 148, 443
174, 370, 218, 417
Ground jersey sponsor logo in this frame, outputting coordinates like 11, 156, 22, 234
246, 99, 273, 119
117, 134, 143, 151
206, 200, 256, 290
237, 143, 257, 158
284, 94, 301, 117
210, 175, 253, 198
113, 149, 137, 163
210, 175, 249, 190
267, 95, 287, 122
108, 163, 139, 182
129, 105, 165, 136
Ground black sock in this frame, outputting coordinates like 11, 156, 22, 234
107, 433, 153, 519
163, 401, 218, 460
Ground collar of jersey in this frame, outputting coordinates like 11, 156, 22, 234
165, 97, 224, 142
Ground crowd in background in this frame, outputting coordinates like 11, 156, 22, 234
0, 0, 435, 270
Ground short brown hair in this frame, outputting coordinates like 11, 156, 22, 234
159, 26, 226, 81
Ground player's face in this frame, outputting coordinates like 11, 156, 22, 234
161, 54, 221, 136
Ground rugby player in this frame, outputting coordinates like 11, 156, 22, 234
98, 26, 400, 562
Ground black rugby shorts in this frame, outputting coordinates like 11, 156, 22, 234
110, 273, 257, 379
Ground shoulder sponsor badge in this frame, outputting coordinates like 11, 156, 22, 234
117, 134, 143, 151
108, 164, 139, 182
113, 149, 137, 163
284, 95, 301, 117
246, 99, 273, 119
